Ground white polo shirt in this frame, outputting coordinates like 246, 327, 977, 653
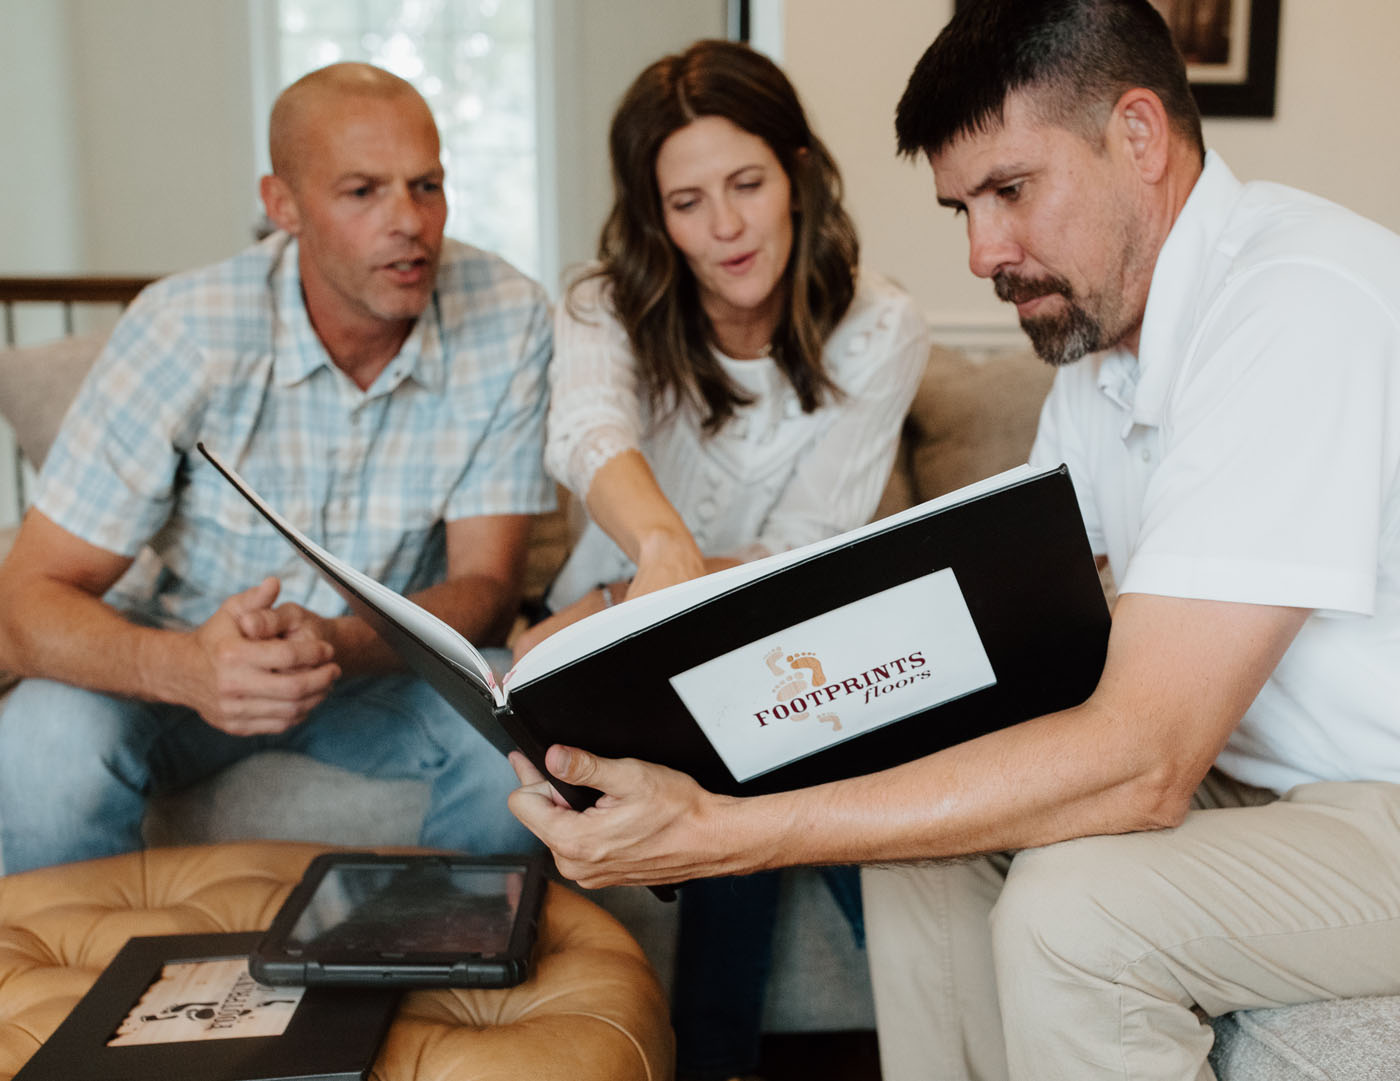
1030, 152, 1400, 792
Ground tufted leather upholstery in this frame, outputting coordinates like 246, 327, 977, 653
0, 841, 674, 1081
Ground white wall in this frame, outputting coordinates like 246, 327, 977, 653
0, 0, 723, 288
4, 0, 1397, 306
545, 0, 727, 285
0, 0, 257, 278
0, 0, 84, 523
0, 0, 82, 276
780, 0, 1400, 340
65, 0, 259, 275
0, 0, 723, 521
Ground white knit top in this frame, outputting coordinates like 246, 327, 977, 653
544, 269, 930, 610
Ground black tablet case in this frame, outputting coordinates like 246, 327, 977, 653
249, 853, 545, 988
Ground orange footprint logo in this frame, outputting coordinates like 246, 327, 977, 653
760, 647, 840, 730
787, 651, 827, 687
773, 674, 811, 720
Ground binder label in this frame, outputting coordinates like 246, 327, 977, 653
108, 959, 303, 1045
669, 567, 996, 781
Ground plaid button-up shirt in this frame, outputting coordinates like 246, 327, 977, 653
38, 232, 554, 629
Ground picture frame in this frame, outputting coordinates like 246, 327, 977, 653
1151, 0, 1280, 117
14, 932, 399, 1081
729, 0, 751, 42
951, 0, 1281, 118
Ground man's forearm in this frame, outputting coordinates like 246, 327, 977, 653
697, 701, 1182, 878
326, 572, 521, 676
0, 576, 194, 705
728, 595, 1307, 873
508, 701, 1181, 892
515, 594, 1306, 890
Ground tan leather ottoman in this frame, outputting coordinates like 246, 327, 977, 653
0, 841, 674, 1081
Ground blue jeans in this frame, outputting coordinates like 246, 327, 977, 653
0, 668, 535, 873
672, 867, 866, 1080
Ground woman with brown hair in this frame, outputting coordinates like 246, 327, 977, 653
519, 39, 928, 1079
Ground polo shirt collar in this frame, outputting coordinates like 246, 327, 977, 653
269, 236, 445, 393
1126, 150, 1244, 429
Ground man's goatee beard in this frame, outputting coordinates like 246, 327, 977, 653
1021, 306, 1102, 367
994, 271, 1102, 367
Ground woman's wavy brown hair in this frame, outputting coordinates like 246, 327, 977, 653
570, 39, 859, 433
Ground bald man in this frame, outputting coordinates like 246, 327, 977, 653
0, 63, 554, 872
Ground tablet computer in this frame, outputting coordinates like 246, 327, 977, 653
249, 852, 547, 989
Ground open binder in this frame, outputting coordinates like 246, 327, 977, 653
199, 444, 1110, 811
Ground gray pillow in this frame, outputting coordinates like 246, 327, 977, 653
0, 332, 107, 469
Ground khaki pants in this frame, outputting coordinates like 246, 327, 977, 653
862, 774, 1400, 1081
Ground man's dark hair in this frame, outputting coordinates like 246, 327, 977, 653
895, 0, 1204, 161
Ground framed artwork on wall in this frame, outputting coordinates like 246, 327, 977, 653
951, 0, 1281, 118
1149, 0, 1280, 116
729, 0, 750, 41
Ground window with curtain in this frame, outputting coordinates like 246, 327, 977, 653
274, 0, 541, 278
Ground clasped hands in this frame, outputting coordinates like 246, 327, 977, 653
187, 576, 340, 736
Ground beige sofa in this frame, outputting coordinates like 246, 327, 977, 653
3, 330, 1396, 1072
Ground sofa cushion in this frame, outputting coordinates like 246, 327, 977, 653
907, 343, 1056, 502
0, 332, 105, 469
1209, 995, 1400, 1080
875, 342, 1053, 521
143, 751, 429, 848
522, 487, 573, 604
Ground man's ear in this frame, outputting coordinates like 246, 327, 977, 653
1112, 88, 1171, 185
259, 174, 301, 235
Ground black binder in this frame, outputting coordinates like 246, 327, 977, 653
14, 933, 396, 1081
199, 445, 1109, 809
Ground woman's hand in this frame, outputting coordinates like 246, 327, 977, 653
582, 450, 708, 599
627, 529, 707, 599
512, 578, 630, 661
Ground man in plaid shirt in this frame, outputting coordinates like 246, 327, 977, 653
0, 63, 553, 873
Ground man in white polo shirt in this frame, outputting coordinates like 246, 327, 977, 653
506, 3, 1400, 1078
